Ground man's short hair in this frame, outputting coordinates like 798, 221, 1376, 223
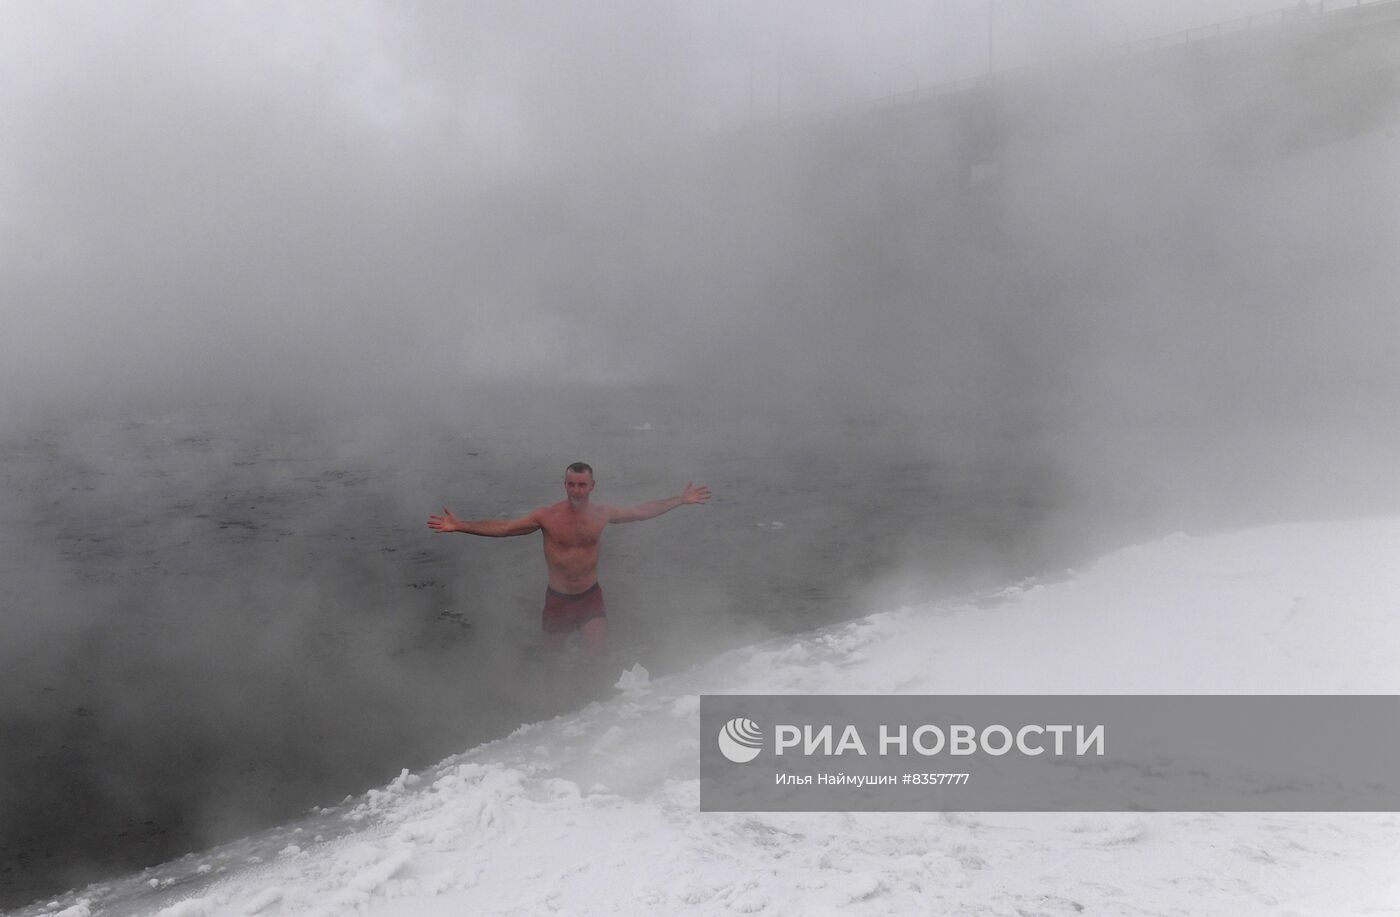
566, 462, 594, 477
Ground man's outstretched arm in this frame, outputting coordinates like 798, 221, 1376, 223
607, 482, 711, 524
428, 507, 541, 537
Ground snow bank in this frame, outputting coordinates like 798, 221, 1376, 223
23, 519, 1400, 916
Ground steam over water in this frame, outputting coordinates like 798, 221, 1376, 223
0, 388, 1081, 906
4, 0, 1400, 909
7, 375, 1398, 905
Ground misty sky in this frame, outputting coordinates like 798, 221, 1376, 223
1, 0, 1312, 416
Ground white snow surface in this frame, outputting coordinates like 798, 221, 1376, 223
25, 518, 1400, 916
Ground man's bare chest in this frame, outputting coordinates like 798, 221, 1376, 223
541, 512, 607, 550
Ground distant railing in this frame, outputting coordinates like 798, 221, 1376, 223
786, 0, 1400, 126
1108, 0, 1391, 56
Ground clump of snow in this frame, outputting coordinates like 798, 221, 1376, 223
614, 663, 651, 693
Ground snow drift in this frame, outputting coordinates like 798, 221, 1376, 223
25, 518, 1400, 916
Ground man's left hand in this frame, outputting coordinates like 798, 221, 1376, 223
682, 482, 712, 505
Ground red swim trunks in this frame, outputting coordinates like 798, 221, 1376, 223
541, 583, 606, 634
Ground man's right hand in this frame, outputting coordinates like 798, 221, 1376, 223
428, 507, 462, 533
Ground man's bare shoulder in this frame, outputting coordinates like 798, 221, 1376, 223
534, 500, 568, 521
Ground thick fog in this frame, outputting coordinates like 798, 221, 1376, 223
3, 0, 1400, 906
5, 0, 1395, 487
2, 0, 1344, 412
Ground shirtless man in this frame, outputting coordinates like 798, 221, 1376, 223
427, 463, 711, 653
